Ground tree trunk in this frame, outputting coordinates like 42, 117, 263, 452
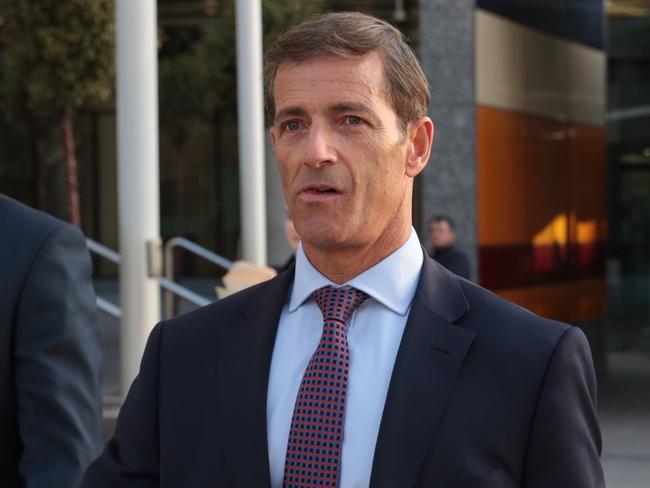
62, 106, 81, 226
172, 130, 189, 235
34, 135, 49, 211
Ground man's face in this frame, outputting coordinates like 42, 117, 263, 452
429, 221, 456, 250
270, 53, 422, 255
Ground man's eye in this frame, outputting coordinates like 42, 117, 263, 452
346, 116, 363, 125
284, 120, 302, 132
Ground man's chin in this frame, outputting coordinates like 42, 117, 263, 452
300, 231, 354, 253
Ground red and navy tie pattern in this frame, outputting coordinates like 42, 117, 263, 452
282, 285, 368, 488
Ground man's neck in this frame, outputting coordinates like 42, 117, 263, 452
303, 226, 412, 285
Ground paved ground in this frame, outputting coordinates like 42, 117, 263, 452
599, 352, 650, 488
96, 279, 650, 485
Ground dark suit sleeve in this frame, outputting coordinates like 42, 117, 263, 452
522, 326, 604, 487
81, 323, 163, 487
14, 224, 103, 487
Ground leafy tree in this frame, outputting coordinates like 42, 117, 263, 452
0, 0, 114, 225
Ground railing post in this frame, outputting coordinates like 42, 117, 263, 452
163, 240, 175, 320
162, 237, 234, 319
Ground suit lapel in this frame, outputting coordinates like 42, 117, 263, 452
219, 266, 294, 487
370, 255, 475, 488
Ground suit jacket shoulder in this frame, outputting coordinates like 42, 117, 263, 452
0, 194, 103, 487
385, 257, 603, 487
0, 195, 70, 286
0, 194, 69, 242
458, 276, 570, 350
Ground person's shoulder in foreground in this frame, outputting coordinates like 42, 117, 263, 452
0, 194, 103, 487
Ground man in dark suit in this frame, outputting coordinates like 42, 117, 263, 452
0, 194, 103, 487
427, 215, 471, 279
83, 12, 603, 487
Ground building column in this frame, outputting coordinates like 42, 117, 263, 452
418, 0, 478, 280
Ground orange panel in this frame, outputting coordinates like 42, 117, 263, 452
477, 106, 607, 319
568, 126, 607, 244
477, 106, 569, 246
477, 106, 606, 247
496, 279, 607, 323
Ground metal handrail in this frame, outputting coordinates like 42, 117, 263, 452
165, 237, 234, 270
163, 237, 234, 318
87, 239, 121, 264
97, 296, 122, 319
87, 238, 122, 319
87, 237, 226, 320
159, 277, 212, 308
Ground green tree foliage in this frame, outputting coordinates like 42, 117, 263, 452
0, 0, 114, 223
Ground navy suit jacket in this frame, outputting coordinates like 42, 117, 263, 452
0, 194, 103, 487
83, 251, 603, 487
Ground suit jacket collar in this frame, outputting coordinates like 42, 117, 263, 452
219, 265, 294, 486
369, 253, 475, 487
414, 247, 470, 323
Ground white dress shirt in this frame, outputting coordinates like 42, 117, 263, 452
267, 228, 424, 488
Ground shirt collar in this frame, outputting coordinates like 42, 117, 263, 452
289, 228, 423, 316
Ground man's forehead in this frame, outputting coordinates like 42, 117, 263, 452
274, 52, 387, 92
273, 53, 391, 112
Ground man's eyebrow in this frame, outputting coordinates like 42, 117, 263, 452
274, 106, 308, 123
328, 101, 375, 116
274, 102, 377, 123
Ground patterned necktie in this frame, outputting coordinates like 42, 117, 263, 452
283, 285, 368, 488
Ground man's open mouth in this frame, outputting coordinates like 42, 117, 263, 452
300, 184, 341, 195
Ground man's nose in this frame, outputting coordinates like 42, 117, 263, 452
302, 124, 336, 168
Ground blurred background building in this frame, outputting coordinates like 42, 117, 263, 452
0, 0, 649, 486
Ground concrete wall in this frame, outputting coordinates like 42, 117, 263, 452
418, 0, 478, 280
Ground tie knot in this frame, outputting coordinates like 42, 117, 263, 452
312, 285, 368, 324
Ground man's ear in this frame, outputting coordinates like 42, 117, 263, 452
405, 116, 434, 177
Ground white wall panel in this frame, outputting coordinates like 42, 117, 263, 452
476, 9, 605, 126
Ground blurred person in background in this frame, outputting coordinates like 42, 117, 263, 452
83, 12, 603, 487
427, 215, 471, 279
0, 194, 103, 487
